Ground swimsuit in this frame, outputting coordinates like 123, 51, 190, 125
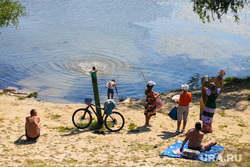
189, 139, 202, 143
26, 129, 40, 140
108, 88, 114, 93
188, 139, 202, 151
188, 146, 202, 151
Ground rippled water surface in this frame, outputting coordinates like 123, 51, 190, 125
0, 0, 249, 103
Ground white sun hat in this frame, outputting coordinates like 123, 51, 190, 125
148, 81, 156, 86
181, 84, 189, 90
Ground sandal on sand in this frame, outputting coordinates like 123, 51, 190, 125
181, 129, 185, 133
145, 123, 152, 127
175, 130, 180, 133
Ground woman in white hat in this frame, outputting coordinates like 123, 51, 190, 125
176, 84, 192, 133
144, 81, 159, 127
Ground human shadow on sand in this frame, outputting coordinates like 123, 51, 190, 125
127, 125, 151, 134
60, 129, 92, 137
157, 131, 180, 140
14, 135, 37, 145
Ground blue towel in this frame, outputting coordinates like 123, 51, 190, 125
160, 141, 224, 162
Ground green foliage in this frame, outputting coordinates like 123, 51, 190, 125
88, 120, 100, 130
191, 0, 248, 23
56, 126, 75, 132
238, 120, 246, 127
0, 0, 27, 31
27, 92, 37, 98
223, 76, 250, 84
218, 111, 225, 117
128, 123, 137, 130
3, 89, 14, 93
51, 114, 61, 119
17, 96, 25, 100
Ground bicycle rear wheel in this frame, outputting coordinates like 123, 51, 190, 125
72, 109, 92, 129
104, 112, 125, 132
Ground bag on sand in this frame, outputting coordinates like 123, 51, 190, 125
168, 106, 177, 120
181, 149, 200, 159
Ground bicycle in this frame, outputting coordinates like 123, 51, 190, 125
72, 98, 125, 132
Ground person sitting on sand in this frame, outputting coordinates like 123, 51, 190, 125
180, 122, 216, 152
106, 79, 118, 99
25, 109, 41, 140
176, 84, 192, 133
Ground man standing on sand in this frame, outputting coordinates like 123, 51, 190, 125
106, 79, 118, 99
25, 109, 41, 140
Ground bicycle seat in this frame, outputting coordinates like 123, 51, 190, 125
84, 98, 92, 105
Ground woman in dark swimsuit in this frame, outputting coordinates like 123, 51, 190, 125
180, 122, 216, 152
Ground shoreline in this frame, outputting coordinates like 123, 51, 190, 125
1, 76, 249, 104
0, 78, 249, 166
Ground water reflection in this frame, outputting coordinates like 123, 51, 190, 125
0, 0, 249, 103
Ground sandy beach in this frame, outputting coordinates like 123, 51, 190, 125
0, 81, 249, 167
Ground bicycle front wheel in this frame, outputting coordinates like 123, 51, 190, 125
72, 109, 92, 129
104, 112, 125, 132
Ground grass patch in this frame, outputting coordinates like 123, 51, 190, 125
238, 120, 246, 127
55, 126, 75, 132
17, 96, 26, 100
41, 133, 48, 137
27, 92, 38, 98
25, 159, 44, 165
51, 114, 61, 119
128, 123, 137, 130
223, 76, 250, 84
63, 158, 78, 163
15, 117, 20, 120
3, 89, 15, 94
219, 124, 228, 128
218, 111, 225, 117
88, 120, 101, 130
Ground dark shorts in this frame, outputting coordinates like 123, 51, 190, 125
26, 129, 40, 140
108, 89, 114, 93
188, 146, 202, 151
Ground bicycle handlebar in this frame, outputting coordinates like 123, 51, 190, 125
90, 104, 103, 110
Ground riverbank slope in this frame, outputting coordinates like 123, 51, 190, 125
0, 80, 249, 166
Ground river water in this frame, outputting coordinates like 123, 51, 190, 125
0, 0, 249, 103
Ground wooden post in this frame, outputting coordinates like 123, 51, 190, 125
91, 71, 103, 126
